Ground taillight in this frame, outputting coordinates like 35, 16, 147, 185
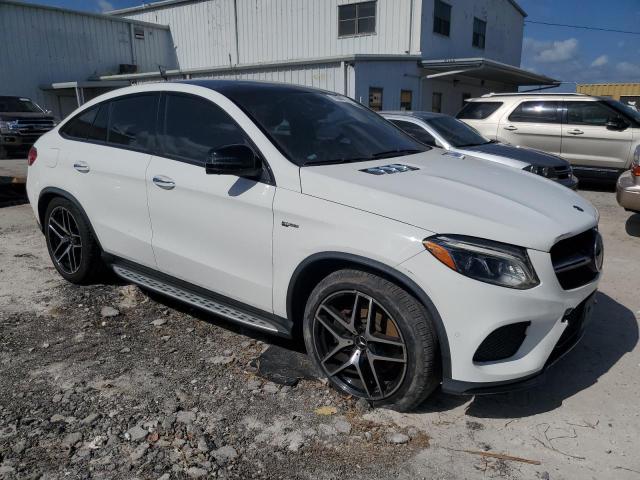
27, 147, 37, 166
633, 146, 640, 176
632, 163, 640, 177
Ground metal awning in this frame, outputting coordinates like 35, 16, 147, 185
420, 58, 558, 86
39, 80, 131, 108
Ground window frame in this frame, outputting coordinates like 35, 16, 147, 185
433, 0, 452, 37
507, 101, 563, 124
156, 92, 275, 185
368, 87, 384, 111
472, 17, 486, 49
338, 1, 377, 38
400, 90, 413, 111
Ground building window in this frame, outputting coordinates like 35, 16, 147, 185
472, 17, 486, 49
400, 90, 413, 111
432, 92, 442, 113
369, 87, 383, 111
338, 1, 376, 37
433, 0, 451, 37
134, 26, 145, 40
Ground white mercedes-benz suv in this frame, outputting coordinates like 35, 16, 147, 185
26, 81, 603, 411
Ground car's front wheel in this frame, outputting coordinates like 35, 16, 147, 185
44, 197, 105, 284
303, 269, 440, 411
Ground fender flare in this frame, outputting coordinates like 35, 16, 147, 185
286, 251, 452, 379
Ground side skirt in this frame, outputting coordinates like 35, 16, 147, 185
107, 257, 292, 338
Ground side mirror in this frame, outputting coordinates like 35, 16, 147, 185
206, 144, 262, 178
606, 117, 629, 131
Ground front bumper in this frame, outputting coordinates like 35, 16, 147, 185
616, 170, 640, 213
399, 248, 599, 389
0, 134, 42, 148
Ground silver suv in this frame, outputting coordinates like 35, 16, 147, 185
458, 93, 640, 180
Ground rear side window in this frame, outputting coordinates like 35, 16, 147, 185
108, 95, 159, 151
457, 102, 502, 120
508, 101, 562, 124
61, 106, 98, 139
566, 101, 617, 126
87, 104, 109, 142
389, 120, 437, 146
160, 94, 248, 164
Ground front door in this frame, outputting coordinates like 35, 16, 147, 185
146, 92, 275, 312
498, 100, 563, 156
561, 101, 633, 170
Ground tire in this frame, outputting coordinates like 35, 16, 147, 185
44, 197, 105, 284
303, 269, 440, 412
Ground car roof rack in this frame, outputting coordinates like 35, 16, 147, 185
480, 92, 588, 98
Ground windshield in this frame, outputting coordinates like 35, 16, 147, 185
0, 97, 44, 113
225, 89, 428, 166
604, 99, 640, 125
424, 116, 489, 148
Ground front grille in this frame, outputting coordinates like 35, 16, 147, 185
473, 321, 530, 363
15, 119, 55, 135
550, 228, 600, 290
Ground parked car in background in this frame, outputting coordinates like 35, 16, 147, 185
27, 81, 601, 411
457, 93, 640, 181
382, 111, 577, 189
0, 96, 56, 158
617, 146, 640, 213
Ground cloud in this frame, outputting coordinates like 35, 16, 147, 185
524, 37, 579, 63
97, 0, 114, 12
590, 55, 609, 68
616, 62, 640, 77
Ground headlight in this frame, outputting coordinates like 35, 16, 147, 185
423, 235, 539, 289
523, 164, 551, 177
0, 120, 18, 134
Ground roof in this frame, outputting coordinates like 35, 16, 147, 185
181, 79, 323, 96
480, 92, 587, 98
420, 58, 558, 87
1, 0, 170, 29
507, 0, 527, 17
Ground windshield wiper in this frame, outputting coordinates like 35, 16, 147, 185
371, 148, 425, 159
302, 157, 373, 166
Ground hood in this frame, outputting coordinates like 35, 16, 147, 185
462, 143, 569, 168
300, 150, 596, 252
0, 112, 54, 121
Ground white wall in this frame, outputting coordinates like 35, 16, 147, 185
0, 1, 177, 116
119, 0, 422, 70
420, 0, 524, 66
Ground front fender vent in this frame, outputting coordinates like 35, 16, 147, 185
361, 164, 419, 175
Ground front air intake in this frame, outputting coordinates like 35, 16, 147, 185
473, 322, 530, 363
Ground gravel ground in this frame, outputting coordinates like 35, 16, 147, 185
0, 186, 639, 479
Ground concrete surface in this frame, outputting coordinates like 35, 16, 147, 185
0, 187, 638, 479
0, 159, 27, 182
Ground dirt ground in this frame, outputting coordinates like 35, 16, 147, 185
0, 184, 639, 479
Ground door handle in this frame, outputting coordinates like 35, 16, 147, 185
152, 175, 176, 190
567, 129, 584, 135
73, 161, 90, 173
503, 125, 518, 131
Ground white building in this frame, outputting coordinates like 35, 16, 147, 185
107, 0, 556, 115
1, 0, 556, 118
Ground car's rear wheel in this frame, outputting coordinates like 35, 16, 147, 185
44, 197, 104, 284
303, 269, 440, 411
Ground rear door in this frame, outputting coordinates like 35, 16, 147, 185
58, 94, 159, 267
498, 100, 563, 156
561, 100, 633, 170
146, 92, 275, 312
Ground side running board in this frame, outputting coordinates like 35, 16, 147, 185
112, 263, 291, 337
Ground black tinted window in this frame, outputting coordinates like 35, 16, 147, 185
161, 94, 248, 163
457, 102, 502, 120
566, 101, 617, 126
425, 116, 489, 148
224, 88, 427, 166
108, 95, 158, 151
390, 120, 437, 146
87, 103, 109, 142
508, 101, 561, 123
62, 106, 98, 139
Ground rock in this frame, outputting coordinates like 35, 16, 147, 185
127, 424, 148, 442
334, 419, 352, 435
355, 398, 371, 413
318, 424, 338, 437
62, 432, 83, 449
287, 431, 305, 452
130, 443, 149, 462
151, 318, 167, 327
120, 347, 131, 353
50, 414, 65, 423
208, 355, 234, 365
213, 445, 238, 465
364, 431, 373, 441
82, 413, 100, 425
247, 378, 261, 391
387, 433, 410, 445
176, 410, 196, 425
157, 474, 171, 480
314, 406, 337, 416
186, 467, 208, 478
407, 427, 419, 439
197, 437, 210, 453
262, 382, 280, 394
100, 306, 120, 318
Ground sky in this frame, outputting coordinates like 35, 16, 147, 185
19, 0, 640, 90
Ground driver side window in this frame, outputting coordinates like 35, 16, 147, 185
160, 93, 249, 164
